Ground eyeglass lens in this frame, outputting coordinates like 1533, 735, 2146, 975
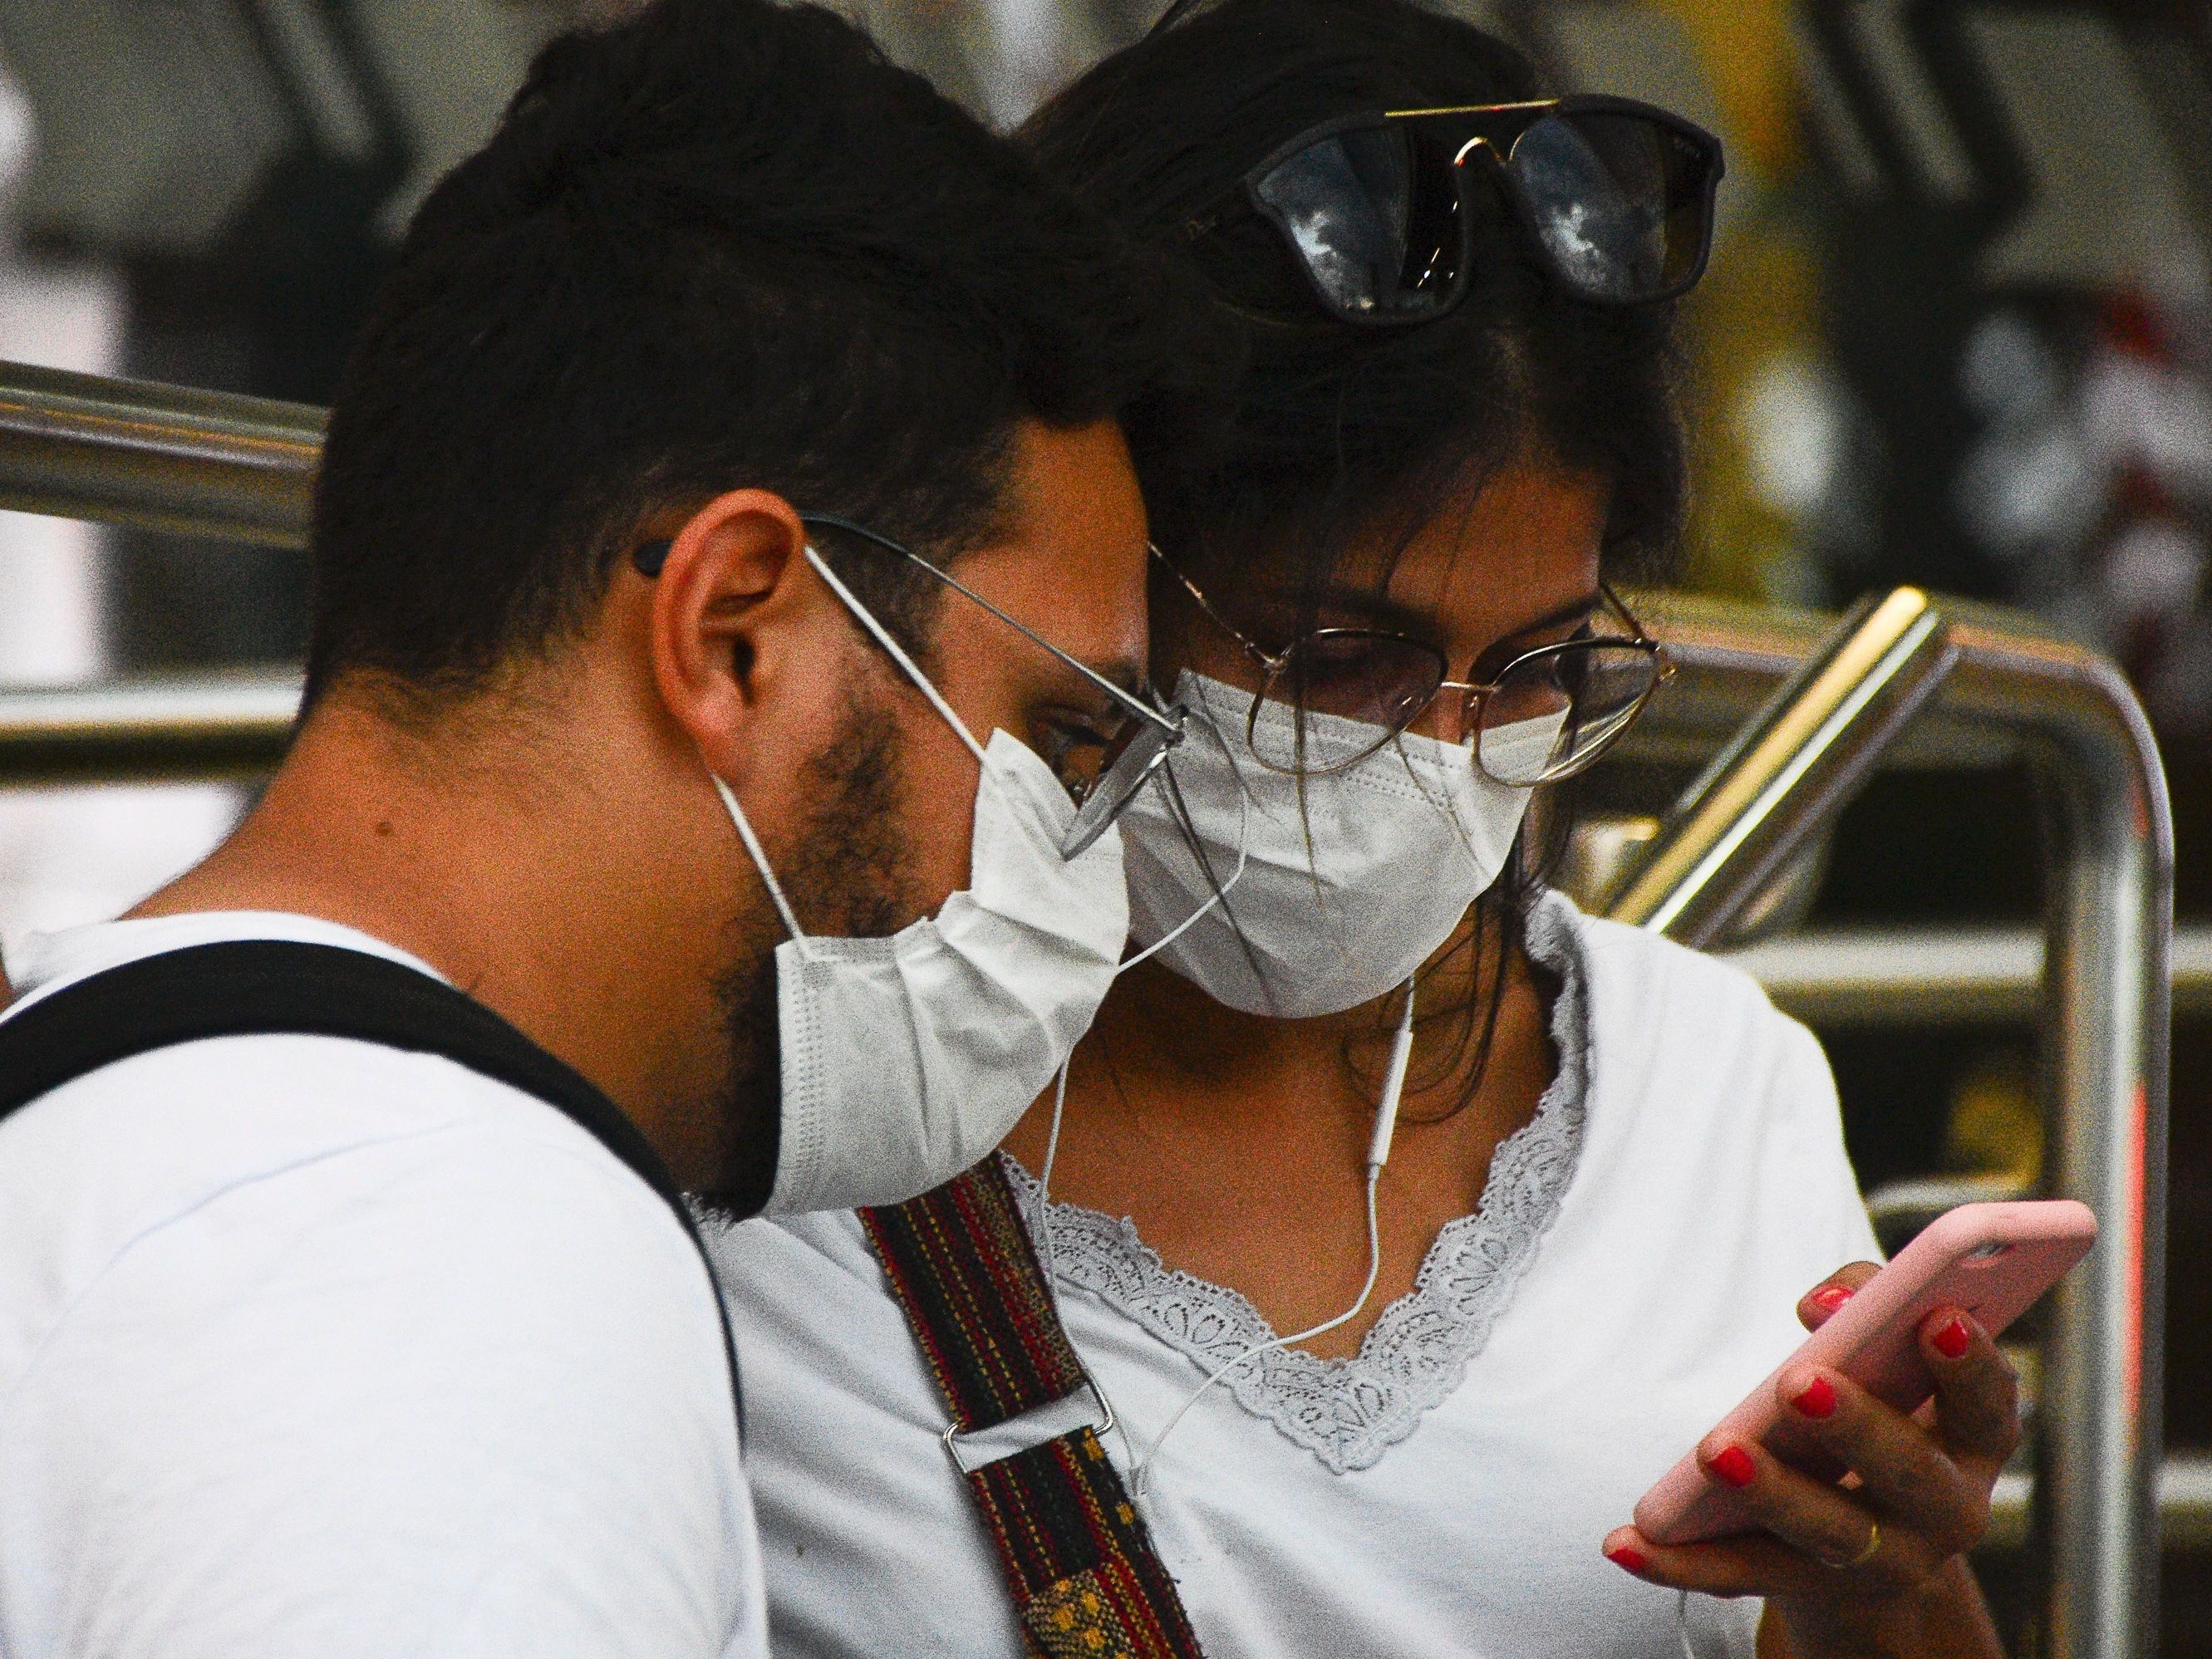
1059, 713, 1182, 858
1254, 108, 1710, 318
1473, 641, 1659, 784
1507, 113, 1709, 302
1247, 631, 1448, 772
1246, 631, 1659, 785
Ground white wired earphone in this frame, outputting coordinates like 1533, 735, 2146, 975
1026, 702, 1419, 1495
1032, 964, 1420, 1497
1123, 972, 1415, 1493
1024, 753, 1251, 1414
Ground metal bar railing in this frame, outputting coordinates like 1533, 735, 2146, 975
1723, 924, 2212, 1026
1608, 586, 1953, 945
0, 673, 301, 783
1615, 591, 2173, 1659
0, 361, 2177, 1657
0, 363, 320, 547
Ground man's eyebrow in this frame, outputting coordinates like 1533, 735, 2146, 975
1073, 655, 1148, 702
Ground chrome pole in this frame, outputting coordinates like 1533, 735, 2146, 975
1606, 587, 1954, 948
0, 674, 301, 783
0, 361, 320, 547
1944, 623, 2171, 1659
1617, 602, 2170, 1659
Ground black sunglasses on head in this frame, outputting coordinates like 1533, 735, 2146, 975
1192, 96, 1723, 325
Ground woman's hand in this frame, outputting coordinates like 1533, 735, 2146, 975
1601, 1263, 2013, 1658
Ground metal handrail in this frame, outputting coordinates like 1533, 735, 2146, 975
1725, 924, 2212, 1025
0, 672, 302, 782
0, 364, 321, 547
1614, 591, 2172, 1659
0, 361, 2175, 1657
1608, 586, 1954, 945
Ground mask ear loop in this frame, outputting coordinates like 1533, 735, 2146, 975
1676, 1591, 1699, 1659
1123, 971, 1418, 1497
705, 542, 997, 962
804, 545, 992, 771
1025, 745, 1251, 1466
708, 771, 813, 955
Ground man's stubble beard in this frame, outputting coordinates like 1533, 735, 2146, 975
695, 674, 919, 1220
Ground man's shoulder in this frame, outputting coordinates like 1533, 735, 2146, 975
0, 1034, 710, 1391
0, 909, 680, 1270
0, 1024, 638, 1199
0, 1028, 758, 1659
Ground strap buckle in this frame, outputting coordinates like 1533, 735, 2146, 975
942, 1377, 1115, 1478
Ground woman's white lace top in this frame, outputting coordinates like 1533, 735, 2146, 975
708, 892, 1880, 1659
1003, 892, 1588, 1475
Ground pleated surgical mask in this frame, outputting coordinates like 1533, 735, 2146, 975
1118, 670, 1560, 1018
710, 549, 1128, 1215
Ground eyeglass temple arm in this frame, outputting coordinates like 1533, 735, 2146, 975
1147, 544, 1282, 675
1601, 581, 1674, 674
799, 514, 1182, 738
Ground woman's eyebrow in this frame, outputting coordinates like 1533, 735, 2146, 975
1497, 589, 1604, 642
1244, 584, 1603, 644
1258, 583, 1435, 634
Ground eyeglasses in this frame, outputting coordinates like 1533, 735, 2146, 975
634, 517, 1184, 858
1192, 97, 1723, 326
1153, 547, 1671, 785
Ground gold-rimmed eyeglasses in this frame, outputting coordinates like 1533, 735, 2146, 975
1152, 545, 1671, 786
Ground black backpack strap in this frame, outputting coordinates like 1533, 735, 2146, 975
0, 939, 741, 1434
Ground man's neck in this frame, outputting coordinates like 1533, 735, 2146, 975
131, 691, 740, 1186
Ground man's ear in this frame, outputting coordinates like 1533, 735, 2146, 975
646, 489, 821, 782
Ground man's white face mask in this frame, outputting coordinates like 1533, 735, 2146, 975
708, 545, 1133, 1215
1117, 670, 1562, 1018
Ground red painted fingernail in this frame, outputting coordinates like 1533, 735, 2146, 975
1933, 1318, 1972, 1359
1811, 1285, 1854, 1314
1792, 1376, 1837, 1418
1710, 1445, 1757, 1488
1606, 1544, 1650, 1573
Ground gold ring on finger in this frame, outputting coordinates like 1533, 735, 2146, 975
1833, 1520, 1880, 1570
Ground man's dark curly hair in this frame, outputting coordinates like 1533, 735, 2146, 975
306, 0, 1232, 710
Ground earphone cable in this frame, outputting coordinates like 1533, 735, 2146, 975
1126, 974, 1416, 1497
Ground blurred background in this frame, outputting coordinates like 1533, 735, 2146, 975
0, 0, 2205, 1648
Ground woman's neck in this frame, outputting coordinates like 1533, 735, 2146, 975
1000, 903, 1561, 1357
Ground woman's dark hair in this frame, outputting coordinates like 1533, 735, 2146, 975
307, 0, 1230, 712
1025, 0, 1688, 1109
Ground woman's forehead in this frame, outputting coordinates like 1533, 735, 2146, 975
1242, 462, 1608, 641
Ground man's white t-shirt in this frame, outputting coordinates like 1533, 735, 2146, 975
0, 911, 766, 1659
709, 891, 1880, 1659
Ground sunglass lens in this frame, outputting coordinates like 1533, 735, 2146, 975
1252, 127, 1458, 320
1509, 114, 1713, 302
1249, 632, 1447, 773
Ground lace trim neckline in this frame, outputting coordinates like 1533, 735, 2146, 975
1006, 890, 1592, 1475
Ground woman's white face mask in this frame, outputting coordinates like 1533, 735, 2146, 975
710, 548, 1128, 1215
1117, 670, 1559, 1018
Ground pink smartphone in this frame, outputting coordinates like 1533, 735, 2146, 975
1633, 1200, 2096, 1545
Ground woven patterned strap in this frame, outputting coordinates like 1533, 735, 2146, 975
861, 1159, 1207, 1659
